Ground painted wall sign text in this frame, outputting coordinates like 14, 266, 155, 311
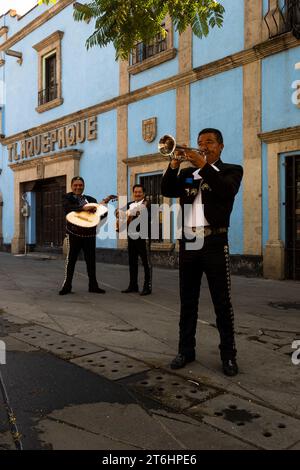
7, 116, 98, 162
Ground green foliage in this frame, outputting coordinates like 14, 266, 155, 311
38, 0, 56, 5
40, 0, 225, 60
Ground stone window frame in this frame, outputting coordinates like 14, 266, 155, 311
33, 30, 64, 113
126, 154, 175, 251
128, 16, 177, 75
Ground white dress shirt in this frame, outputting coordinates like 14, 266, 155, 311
128, 199, 145, 216
184, 164, 219, 228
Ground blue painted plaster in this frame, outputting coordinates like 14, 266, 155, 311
190, 68, 244, 254
193, 0, 244, 68
128, 90, 176, 157
262, 47, 300, 132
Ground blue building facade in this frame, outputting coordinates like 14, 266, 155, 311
0, 0, 299, 279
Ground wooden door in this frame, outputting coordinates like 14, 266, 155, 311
285, 156, 300, 279
36, 176, 66, 248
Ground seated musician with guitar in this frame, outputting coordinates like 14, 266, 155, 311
59, 176, 111, 295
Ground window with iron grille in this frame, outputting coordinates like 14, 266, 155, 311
38, 53, 58, 106
139, 173, 164, 242
130, 26, 168, 66
264, 0, 294, 39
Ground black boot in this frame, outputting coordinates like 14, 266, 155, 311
89, 284, 106, 293
121, 285, 139, 293
222, 358, 238, 377
59, 285, 72, 295
140, 281, 152, 296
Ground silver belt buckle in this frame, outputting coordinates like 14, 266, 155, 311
193, 227, 205, 237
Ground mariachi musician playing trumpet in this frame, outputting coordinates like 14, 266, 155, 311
59, 176, 115, 295
160, 129, 243, 377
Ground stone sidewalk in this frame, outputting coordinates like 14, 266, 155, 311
0, 252, 299, 450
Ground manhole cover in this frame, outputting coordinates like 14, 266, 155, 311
11, 325, 103, 359
190, 394, 300, 449
71, 350, 150, 380
121, 369, 221, 411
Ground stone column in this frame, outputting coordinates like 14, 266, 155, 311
176, 27, 192, 145
117, 59, 129, 249
263, 143, 285, 279
243, 0, 263, 258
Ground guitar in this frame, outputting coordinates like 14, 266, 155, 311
66, 195, 118, 229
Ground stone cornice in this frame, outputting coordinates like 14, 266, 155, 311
0, 26, 9, 38
258, 126, 300, 143
1, 32, 300, 147
0, 0, 73, 51
9, 149, 82, 172
123, 153, 166, 166
36, 97, 64, 114
128, 48, 177, 75
33, 30, 64, 52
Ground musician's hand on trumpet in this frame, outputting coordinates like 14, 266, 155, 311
170, 149, 185, 169
158, 134, 207, 169
184, 149, 207, 169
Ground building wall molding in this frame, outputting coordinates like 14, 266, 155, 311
32, 30, 64, 52
1, 32, 300, 147
124, 153, 166, 167
259, 125, 300, 143
0, 26, 9, 38
0, 0, 73, 51
128, 48, 177, 75
36, 97, 64, 114
9, 148, 82, 172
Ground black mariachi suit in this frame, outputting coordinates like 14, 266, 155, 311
61, 192, 100, 291
127, 200, 151, 291
161, 159, 243, 361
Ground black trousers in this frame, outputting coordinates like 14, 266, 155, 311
178, 234, 236, 361
62, 233, 99, 289
127, 237, 151, 288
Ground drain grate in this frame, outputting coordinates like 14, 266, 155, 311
190, 394, 300, 449
121, 369, 221, 411
0, 317, 29, 337
71, 350, 150, 380
11, 325, 103, 359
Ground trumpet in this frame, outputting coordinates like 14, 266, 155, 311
158, 134, 206, 162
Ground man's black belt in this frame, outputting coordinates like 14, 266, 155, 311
190, 226, 228, 237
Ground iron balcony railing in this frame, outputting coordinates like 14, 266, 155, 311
38, 83, 58, 106
130, 30, 168, 66
264, 0, 295, 38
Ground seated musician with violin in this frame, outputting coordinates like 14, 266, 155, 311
59, 176, 107, 295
